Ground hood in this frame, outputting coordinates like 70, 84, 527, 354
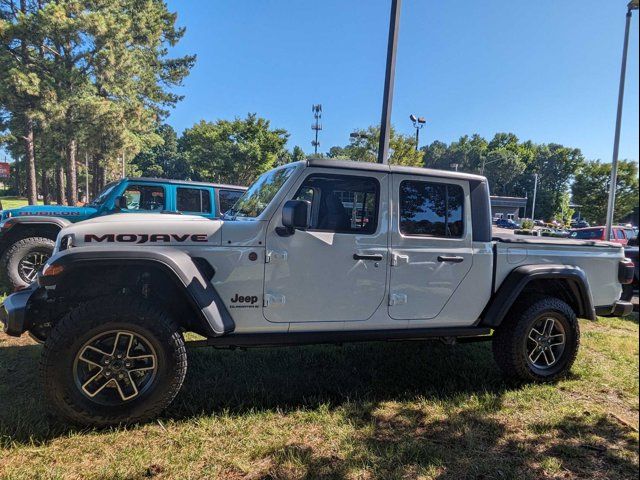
4, 204, 97, 221
60, 213, 224, 247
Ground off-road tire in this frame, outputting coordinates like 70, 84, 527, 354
621, 283, 635, 302
492, 296, 580, 382
1, 236, 55, 290
41, 297, 187, 427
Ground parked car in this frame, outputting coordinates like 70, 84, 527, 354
1, 159, 633, 426
496, 218, 520, 229
0, 178, 245, 289
569, 226, 630, 246
622, 236, 639, 301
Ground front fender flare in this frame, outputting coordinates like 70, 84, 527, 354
480, 264, 596, 328
40, 246, 234, 336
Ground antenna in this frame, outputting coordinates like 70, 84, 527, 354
311, 104, 322, 154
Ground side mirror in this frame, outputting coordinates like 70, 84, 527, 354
115, 195, 128, 210
280, 200, 311, 235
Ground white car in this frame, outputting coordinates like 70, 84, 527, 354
2, 159, 634, 426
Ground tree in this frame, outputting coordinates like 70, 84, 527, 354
572, 160, 639, 225
334, 125, 423, 166
0, 0, 52, 204
1, 0, 195, 202
179, 114, 289, 185
132, 124, 191, 179
482, 149, 525, 196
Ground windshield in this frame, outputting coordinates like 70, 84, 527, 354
570, 228, 603, 240
88, 182, 118, 206
227, 166, 296, 218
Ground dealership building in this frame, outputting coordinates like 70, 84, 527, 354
490, 196, 528, 221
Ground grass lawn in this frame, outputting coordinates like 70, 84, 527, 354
0, 313, 637, 479
0, 197, 44, 210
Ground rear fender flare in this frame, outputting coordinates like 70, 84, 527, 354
41, 246, 234, 336
480, 264, 596, 328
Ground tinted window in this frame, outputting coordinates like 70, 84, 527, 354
218, 190, 244, 214
399, 180, 464, 237
177, 188, 211, 213
293, 174, 379, 234
123, 185, 165, 211
570, 228, 604, 240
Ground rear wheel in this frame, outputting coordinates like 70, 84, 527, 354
492, 296, 580, 381
1, 236, 55, 289
41, 297, 187, 426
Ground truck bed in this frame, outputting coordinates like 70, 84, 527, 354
492, 233, 620, 248
493, 236, 625, 308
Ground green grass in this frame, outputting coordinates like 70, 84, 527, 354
0, 314, 637, 479
0, 196, 29, 210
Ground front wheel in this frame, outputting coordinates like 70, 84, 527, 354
492, 296, 580, 382
41, 297, 187, 427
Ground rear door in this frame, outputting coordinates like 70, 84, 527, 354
388, 174, 473, 320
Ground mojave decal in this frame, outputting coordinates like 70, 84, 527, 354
84, 233, 209, 244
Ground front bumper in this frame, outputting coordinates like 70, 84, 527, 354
595, 300, 634, 318
0, 284, 39, 336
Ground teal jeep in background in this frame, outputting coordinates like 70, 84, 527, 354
0, 177, 245, 289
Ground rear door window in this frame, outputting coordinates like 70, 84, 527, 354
177, 188, 212, 213
399, 180, 464, 238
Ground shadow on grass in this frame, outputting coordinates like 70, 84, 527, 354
1, 340, 507, 444
1, 340, 637, 478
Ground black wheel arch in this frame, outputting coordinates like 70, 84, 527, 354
480, 264, 596, 328
0, 216, 69, 252
36, 247, 234, 338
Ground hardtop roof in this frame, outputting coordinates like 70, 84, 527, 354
123, 177, 246, 190
305, 158, 486, 182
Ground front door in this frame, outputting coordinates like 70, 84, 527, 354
388, 174, 473, 320
263, 169, 388, 323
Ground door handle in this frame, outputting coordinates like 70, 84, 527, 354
353, 253, 384, 261
437, 255, 464, 263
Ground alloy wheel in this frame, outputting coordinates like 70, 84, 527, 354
526, 316, 566, 370
73, 330, 158, 405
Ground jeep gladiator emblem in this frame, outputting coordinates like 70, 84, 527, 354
84, 233, 208, 243
230, 294, 259, 308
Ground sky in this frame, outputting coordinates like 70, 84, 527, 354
162, 0, 639, 163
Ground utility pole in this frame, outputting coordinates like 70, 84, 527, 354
311, 104, 322, 155
85, 152, 90, 202
605, 0, 638, 240
378, 0, 402, 164
409, 114, 426, 151
531, 173, 539, 221
121, 150, 126, 178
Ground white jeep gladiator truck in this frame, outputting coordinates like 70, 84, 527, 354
1, 159, 634, 426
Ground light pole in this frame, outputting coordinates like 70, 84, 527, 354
409, 114, 426, 151
605, 0, 638, 240
531, 173, 539, 222
480, 156, 502, 175
378, 0, 402, 164
450, 163, 459, 172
